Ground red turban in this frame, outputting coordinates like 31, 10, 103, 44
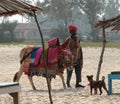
68, 24, 78, 32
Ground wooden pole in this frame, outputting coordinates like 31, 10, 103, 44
96, 18, 107, 81
33, 11, 53, 104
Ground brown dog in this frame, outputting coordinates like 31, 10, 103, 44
86, 75, 109, 95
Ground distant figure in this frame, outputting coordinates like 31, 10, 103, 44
62, 24, 85, 88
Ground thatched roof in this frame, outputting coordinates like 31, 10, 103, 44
95, 15, 120, 31
0, 0, 43, 17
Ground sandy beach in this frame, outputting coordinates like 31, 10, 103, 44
0, 45, 120, 104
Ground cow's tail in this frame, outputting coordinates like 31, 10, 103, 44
20, 48, 32, 64
102, 76, 105, 82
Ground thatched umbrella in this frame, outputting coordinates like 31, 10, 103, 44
0, 0, 53, 104
96, 15, 120, 31
0, 0, 43, 16
95, 15, 120, 81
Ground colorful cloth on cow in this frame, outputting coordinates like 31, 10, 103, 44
48, 37, 58, 47
34, 47, 43, 66
30, 46, 40, 66
29, 63, 58, 77
47, 47, 59, 64
27, 38, 62, 77
29, 48, 59, 77
47, 37, 60, 64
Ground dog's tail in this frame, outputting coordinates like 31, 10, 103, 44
102, 76, 105, 81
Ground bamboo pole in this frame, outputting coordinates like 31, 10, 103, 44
96, 18, 107, 81
33, 11, 53, 104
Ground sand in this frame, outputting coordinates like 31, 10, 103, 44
0, 45, 120, 104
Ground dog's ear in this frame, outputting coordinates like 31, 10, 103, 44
86, 75, 89, 78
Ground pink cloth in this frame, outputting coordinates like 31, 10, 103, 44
47, 47, 59, 64
34, 47, 43, 66
48, 38, 58, 47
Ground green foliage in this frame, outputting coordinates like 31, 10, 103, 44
0, 20, 18, 43
41, 0, 72, 22
104, 0, 120, 19
81, 42, 102, 47
36, 0, 104, 41
49, 24, 69, 41
1, 42, 120, 49
81, 42, 120, 49
35, 0, 73, 38
27, 0, 120, 42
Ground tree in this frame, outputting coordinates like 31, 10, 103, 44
72, 0, 104, 41
35, 0, 74, 40
0, 18, 18, 42
26, 0, 120, 41
104, 0, 120, 19
36, 0, 103, 41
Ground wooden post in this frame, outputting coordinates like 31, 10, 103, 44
96, 18, 107, 81
33, 11, 53, 104
0, 82, 20, 104
9, 92, 19, 104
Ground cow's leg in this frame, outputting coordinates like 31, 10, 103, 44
13, 66, 24, 82
27, 75, 36, 90
59, 74, 66, 89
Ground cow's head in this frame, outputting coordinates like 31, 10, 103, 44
58, 49, 73, 71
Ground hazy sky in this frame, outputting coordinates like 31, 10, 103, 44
8, 15, 28, 23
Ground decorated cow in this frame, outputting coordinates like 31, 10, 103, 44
13, 38, 73, 90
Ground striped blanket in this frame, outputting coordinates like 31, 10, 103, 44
30, 46, 41, 67
22, 45, 60, 77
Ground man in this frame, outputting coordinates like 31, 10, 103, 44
62, 24, 85, 88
